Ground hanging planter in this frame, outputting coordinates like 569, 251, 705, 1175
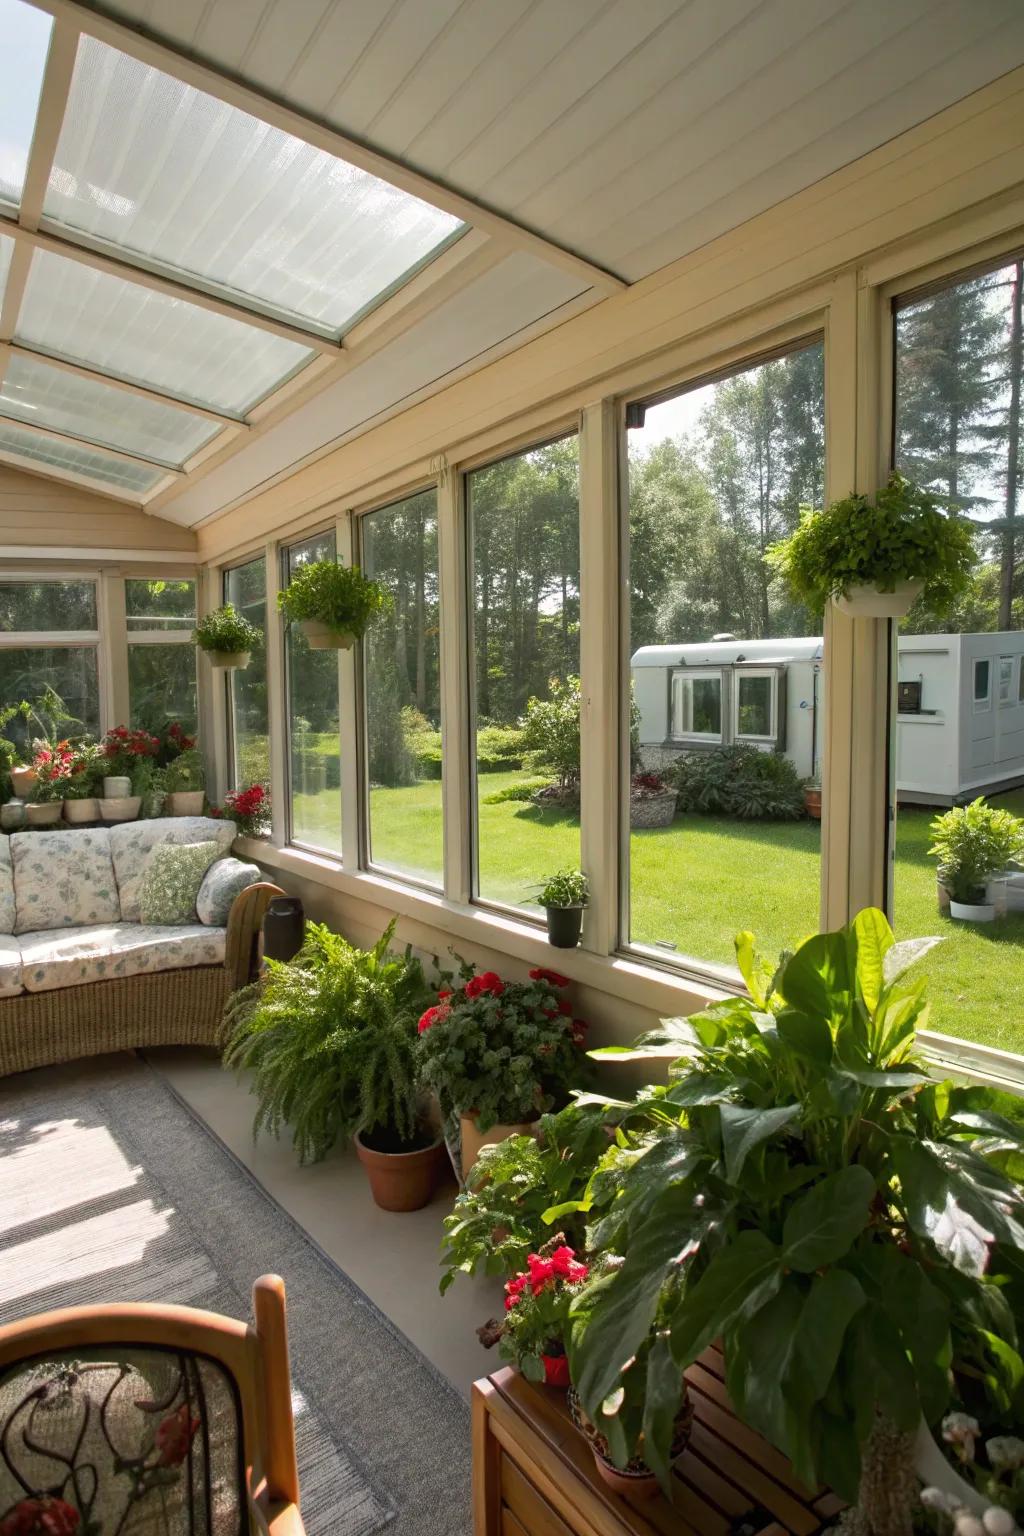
278, 560, 390, 653
834, 578, 923, 619
193, 604, 262, 672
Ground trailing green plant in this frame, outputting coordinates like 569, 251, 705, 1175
193, 603, 262, 654
766, 473, 976, 613
163, 747, 206, 794
666, 744, 806, 820
537, 868, 589, 908
564, 908, 1024, 1500
520, 676, 581, 791
223, 919, 435, 1163
929, 797, 1024, 904
278, 559, 390, 639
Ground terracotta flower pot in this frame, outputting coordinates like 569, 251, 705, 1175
10, 766, 37, 798
568, 1384, 694, 1503
803, 786, 822, 819
206, 649, 250, 669
299, 619, 355, 650
25, 801, 62, 827
459, 1112, 539, 1177
63, 797, 100, 824
165, 790, 205, 816
355, 1131, 447, 1212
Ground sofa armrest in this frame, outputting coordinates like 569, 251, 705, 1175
225, 882, 285, 990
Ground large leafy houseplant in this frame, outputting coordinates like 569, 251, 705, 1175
929, 798, 1024, 905
565, 909, 1024, 1504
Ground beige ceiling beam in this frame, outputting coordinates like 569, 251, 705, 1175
28, 0, 627, 300
0, 410, 185, 476
19, 16, 80, 232
1, 341, 246, 428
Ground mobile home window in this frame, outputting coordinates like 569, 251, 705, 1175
998, 657, 1014, 705
974, 659, 991, 709
735, 672, 775, 740
671, 670, 723, 740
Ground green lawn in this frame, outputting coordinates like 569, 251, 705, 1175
296, 773, 1024, 1054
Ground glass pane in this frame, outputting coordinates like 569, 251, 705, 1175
0, 352, 218, 466
125, 578, 196, 632
0, 234, 12, 304
0, 418, 163, 493
18, 249, 314, 416
0, 647, 99, 757
468, 437, 580, 909
224, 557, 268, 792
0, 580, 97, 632
628, 341, 825, 970
128, 643, 197, 735
892, 258, 1024, 1055
0, 0, 52, 210
285, 530, 341, 854
45, 36, 464, 336
362, 489, 442, 887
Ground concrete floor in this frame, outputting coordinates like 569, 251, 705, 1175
147, 1046, 502, 1398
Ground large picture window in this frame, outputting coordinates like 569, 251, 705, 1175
124, 577, 198, 734
360, 489, 442, 888
283, 530, 341, 856
224, 556, 268, 791
626, 340, 825, 971
467, 436, 580, 910
891, 257, 1024, 1055
0, 578, 101, 756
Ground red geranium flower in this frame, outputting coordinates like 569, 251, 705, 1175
154, 1403, 200, 1468
0, 1499, 80, 1536
418, 1006, 441, 1034
465, 971, 504, 999
528, 968, 570, 988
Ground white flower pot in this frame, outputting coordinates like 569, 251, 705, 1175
206, 649, 250, 669
165, 790, 205, 816
99, 795, 142, 823
298, 620, 354, 651
104, 775, 132, 799
10, 765, 37, 798
25, 801, 62, 827
63, 797, 100, 823
950, 898, 996, 923
834, 579, 923, 618
914, 1418, 988, 1517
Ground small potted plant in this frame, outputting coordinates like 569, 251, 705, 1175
499, 1239, 590, 1389
25, 741, 71, 826
630, 771, 677, 830
98, 725, 159, 809
537, 868, 589, 948
62, 742, 103, 823
767, 472, 976, 619
417, 966, 587, 1175
213, 783, 270, 839
193, 603, 262, 669
278, 559, 390, 650
929, 797, 1024, 922
803, 772, 822, 820
163, 747, 206, 816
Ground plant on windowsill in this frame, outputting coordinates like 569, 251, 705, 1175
766, 472, 977, 619
162, 746, 206, 817
193, 603, 262, 669
60, 742, 104, 823
535, 868, 589, 948
629, 771, 677, 831
213, 783, 270, 840
277, 559, 390, 650
417, 964, 588, 1177
26, 740, 73, 826
928, 797, 1024, 922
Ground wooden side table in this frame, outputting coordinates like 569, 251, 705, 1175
472, 1346, 844, 1536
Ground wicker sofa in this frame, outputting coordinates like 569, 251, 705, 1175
0, 817, 282, 1077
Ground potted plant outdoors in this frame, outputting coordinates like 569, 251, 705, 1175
61, 743, 103, 823
929, 798, 1024, 922
766, 472, 977, 620
499, 1239, 590, 1389
567, 908, 1024, 1519
536, 869, 589, 948
224, 920, 447, 1211
803, 773, 822, 820
417, 965, 588, 1175
163, 747, 206, 816
630, 771, 678, 829
278, 560, 390, 651
193, 603, 262, 670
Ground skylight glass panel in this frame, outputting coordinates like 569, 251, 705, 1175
0, 420, 162, 494
0, 352, 219, 466
0, 0, 52, 210
43, 36, 464, 336
16, 249, 314, 415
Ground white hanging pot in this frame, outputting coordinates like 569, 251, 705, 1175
298, 620, 354, 651
914, 1419, 988, 1518
206, 649, 250, 669
834, 579, 923, 619
950, 898, 996, 923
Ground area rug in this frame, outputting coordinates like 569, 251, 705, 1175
0, 1055, 471, 1536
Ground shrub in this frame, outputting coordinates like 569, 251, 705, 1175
929, 797, 1024, 904
477, 724, 526, 772
482, 777, 552, 805
520, 676, 580, 790
278, 560, 390, 638
667, 744, 805, 819
193, 603, 262, 654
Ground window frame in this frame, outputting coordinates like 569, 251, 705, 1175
974, 657, 992, 712
123, 574, 198, 735
733, 668, 780, 745
221, 552, 268, 793
279, 522, 343, 859
0, 569, 105, 738
998, 656, 1015, 707
669, 667, 725, 744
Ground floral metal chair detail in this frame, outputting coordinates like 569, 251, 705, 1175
0, 1277, 303, 1536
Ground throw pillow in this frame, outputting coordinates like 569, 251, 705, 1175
196, 857, 260, 926
138, 842, 221, 926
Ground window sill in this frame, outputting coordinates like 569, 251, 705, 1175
235, 837, 729, 1017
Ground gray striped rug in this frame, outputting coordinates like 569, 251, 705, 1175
0, 1055, 471, 1536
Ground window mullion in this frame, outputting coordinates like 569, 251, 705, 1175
198, 566, 227, 805
437, 468, 471, 906
100, 570, 129, 728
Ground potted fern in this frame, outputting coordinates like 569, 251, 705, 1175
278, 559, 390, 650
193, 603, 262, 669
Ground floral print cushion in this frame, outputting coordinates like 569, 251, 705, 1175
18, 923, 226, 994
0, 837, 14, 937
196, 857, 260, 926
109, 817, 235, 922
139, 842, 221, 925
11, 829, 120, 936
0, 935, 22, 999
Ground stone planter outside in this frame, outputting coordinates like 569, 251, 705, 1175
630, 789, 678, 829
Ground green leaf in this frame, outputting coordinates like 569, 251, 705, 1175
720, 1102, 800, 1183
892, 1140, 1004, 1277
775, 1008, 833, 1067
795, 1268, 866, 1403
811, 1408, 863, 1503
782, 1165, 874, 1272
852, 907, 893, 1012
520, 1353, 546, 1382
726, 1278, 808, 1470
664, 1073, 736, 1108
668, 1230, 782, 1369
590, 1017, 703, 1062
780, 932, 851, 1022
882, 935, 943, 985
735, 931, 767, 1006
834, 1068, 927, 1090
641, 1332, 685, 1493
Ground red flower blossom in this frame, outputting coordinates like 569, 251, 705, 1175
465, 971, 504, 999
556, 998, 572, 1016
0, 1499, 80, 1536
418, 1006, 441, 1034
154, 1403, 200, 1467
528, 968, 570, 988
571, 1018, 588, 1047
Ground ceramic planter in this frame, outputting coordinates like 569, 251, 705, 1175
165, 790, 205, 816
544, 904, 584, 949
104, 775, 132, 799
206, 649, 251, 669
298, 619, 355, 650
99, 795, 142, 823
630, 789, 677, 829
834, 578, 923, 619
459, 1112, 539, 1178
568, 1386, 694, 1502
354, 1131, 447, 1212
25, 801, 62, 827
950, 898, 996, 922
803, 785, 822, 819
63, 797, 99, 824
914, 1418, 988, 1517
10, 766, 37, 798
0, 800, 26, 832
540, 1353, 570, 1389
